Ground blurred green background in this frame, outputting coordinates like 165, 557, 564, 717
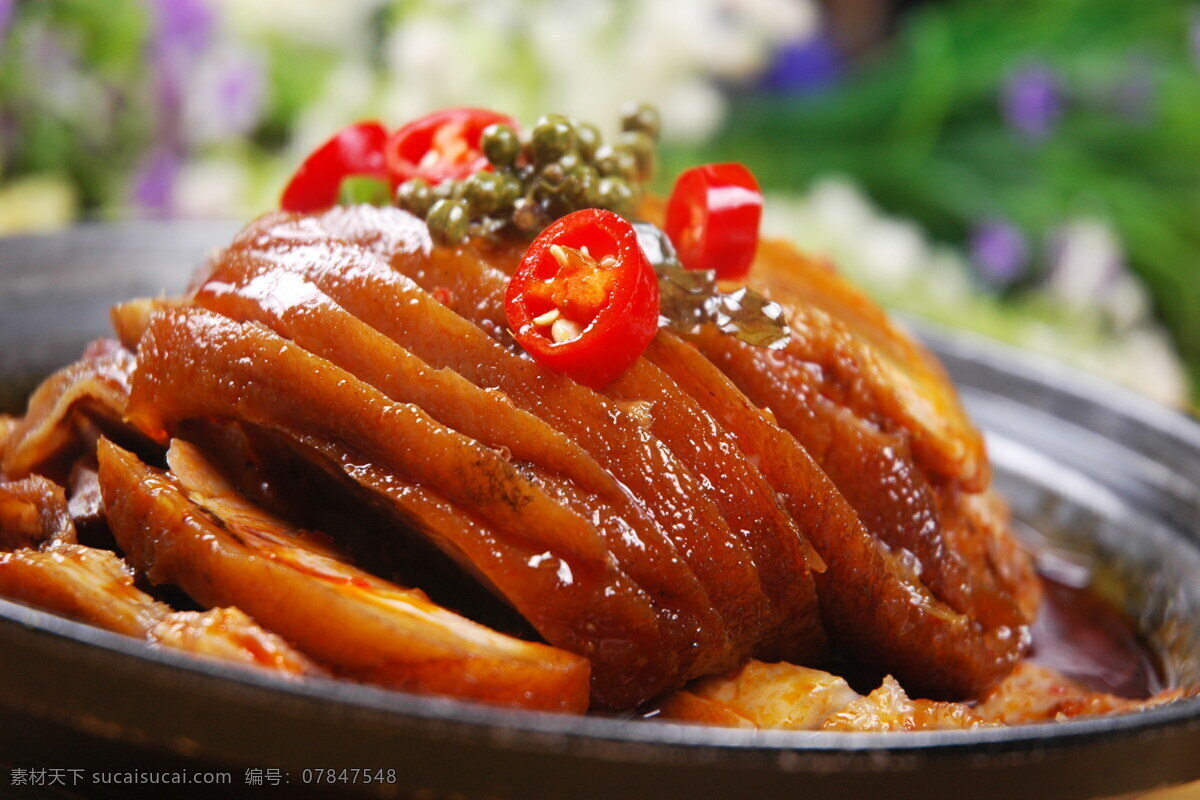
1, 0, 1197, 408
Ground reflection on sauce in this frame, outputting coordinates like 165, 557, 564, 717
1030, 576, 1163, 699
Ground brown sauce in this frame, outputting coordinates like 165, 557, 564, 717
1029, 576, 1164, 699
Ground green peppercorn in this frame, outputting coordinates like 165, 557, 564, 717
463, 171, 508, 216
596, 177, 634, 216
593, 144, 639, 182
512, 197, 546, 233
429, 179, 460, 203
470, 216, 509, 240
530, 114, 576, 164
427, 198, 470, 245
495, 173, 523, 208
557, 152, 580, 172
481, 123, 520, 169
538, 162, 566, 190
620, 101, 661, 140
395, 178, 433, 218
575, 122, 601, 161
617, 130, 656, 180
562, 163, 600, 209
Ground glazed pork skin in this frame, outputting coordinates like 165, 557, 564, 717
1, 339, 139, 481
215, 208, 824, 670
289, 204, 1039, 700
98, 438, 592, 712
0, 545, 319, 675
179, 222, 836, 704
0, 470, 317, 675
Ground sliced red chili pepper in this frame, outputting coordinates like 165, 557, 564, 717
280, 121, 389, 212
664, 162, 763, 281
505, 209, 659, 390
385, 107, 518, 186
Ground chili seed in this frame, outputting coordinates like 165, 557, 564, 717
532, 308, 560, 327
551, 318, 583, 343
549, 244, 570, 269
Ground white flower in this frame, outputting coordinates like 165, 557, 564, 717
1096, 273, 1151, 333
855, 218, 926, 289
657, 78, 725, 142
174, 156, 251, 218
212, 0, 387, 49
181, 44, 267, 147
1113, 327, 1189, 406
1045, 218, 1124, 310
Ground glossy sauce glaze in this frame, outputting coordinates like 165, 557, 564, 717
1030, 576, 1164, 699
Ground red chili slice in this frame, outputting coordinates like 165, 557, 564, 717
385, 107, 518, 186
280, 121, 389, 212
664, 162, 763, 281
505, 209, 659, 390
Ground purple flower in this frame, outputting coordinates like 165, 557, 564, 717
146, 0, 216, 156
970, 220, 1029, 287
151, 0, 215, 60
759, 36, 842, 94
1001, 63, 1063, 140
131, 147, 181, 216
0, 0, 14, 40
213, 56, 265, 137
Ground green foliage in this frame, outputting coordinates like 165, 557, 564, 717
680, 0, 1200, 399
0, 1, 153, 206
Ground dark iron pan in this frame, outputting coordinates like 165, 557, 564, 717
0, 223, 1197, 799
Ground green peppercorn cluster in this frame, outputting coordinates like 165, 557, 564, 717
397, 102, 661, 246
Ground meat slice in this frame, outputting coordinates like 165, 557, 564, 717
749, 240, 987, 489
0, 467, 318, 675
2, 339, 142, 480
193, 258, 620, 507
98, 438, 591, 712
124, 310, 661, 707
298, 207, 1035, 695
209, 217, 789, 690
691, 324, 1036, 698
196, 241, 822, 665
129, 308, 607, 566
0, 415, 16, 461
316, 216, 824, 662
0, 475, 76, 550
0, 543, 318, 675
